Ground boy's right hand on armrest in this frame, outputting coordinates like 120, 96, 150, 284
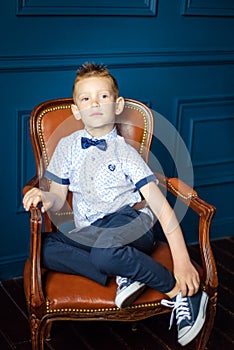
23, 187, 52, 213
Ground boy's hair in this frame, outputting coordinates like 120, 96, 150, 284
72, 62, 119, 100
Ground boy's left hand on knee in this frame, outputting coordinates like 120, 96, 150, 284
174, 262, 200, 296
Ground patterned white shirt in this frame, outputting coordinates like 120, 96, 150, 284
45, 127, 158, 230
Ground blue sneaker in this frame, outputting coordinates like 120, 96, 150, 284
161, 290, 208, 346
115, 276, 146, 309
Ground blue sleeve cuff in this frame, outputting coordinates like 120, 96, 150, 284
44, 170, 70, 185
135, 174, 158, 190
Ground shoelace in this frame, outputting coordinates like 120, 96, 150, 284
161, 292, 191, 329
116, 276, 129, 287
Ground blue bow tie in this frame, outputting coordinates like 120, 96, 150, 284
81, 137, 107, 151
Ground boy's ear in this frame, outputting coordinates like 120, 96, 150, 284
115, 97, 125, 115
71, 104, 81, 120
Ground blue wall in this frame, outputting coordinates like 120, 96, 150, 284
0, 0, 233, 279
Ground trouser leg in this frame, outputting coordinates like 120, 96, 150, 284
42, 232, 107, 285
43, 206, 176, 292
91, 240, 176, 293
88, 206, 176, 293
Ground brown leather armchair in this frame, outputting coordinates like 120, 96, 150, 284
23, 98, 218, 350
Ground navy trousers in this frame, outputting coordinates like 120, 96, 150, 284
42, 206, 176, 293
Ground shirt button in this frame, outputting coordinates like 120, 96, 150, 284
91, 177, 94, 180
92, 156, 95, 161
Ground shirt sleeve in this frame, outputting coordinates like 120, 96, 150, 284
121, 141, 158, 189
44, 137, 71, 185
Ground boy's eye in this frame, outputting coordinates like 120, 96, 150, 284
80, 97, 89, 102
101, 94, 109, 99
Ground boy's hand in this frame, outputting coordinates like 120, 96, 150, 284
174, 260, 200, 297
23, 188, 52, 213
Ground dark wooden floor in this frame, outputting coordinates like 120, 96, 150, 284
0, 237, 233, 350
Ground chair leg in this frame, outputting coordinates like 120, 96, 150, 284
30, 314, 42, 350
195, 294, 217, 350
38, 319, 53, 350
45, 322, 52, 341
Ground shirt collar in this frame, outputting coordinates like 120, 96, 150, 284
82, 126, 117, 142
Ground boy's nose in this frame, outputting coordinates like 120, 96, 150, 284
91, 98, 100, 107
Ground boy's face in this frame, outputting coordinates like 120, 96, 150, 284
72, 76, 124, 137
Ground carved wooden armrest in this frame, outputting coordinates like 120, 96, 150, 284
154, 172, 197, 200
23, 176, 49, 195
28, 205, 46, 307
154, 172, 218, 293
23, 177, 39, 195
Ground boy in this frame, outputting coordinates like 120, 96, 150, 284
23, 62, 208, 346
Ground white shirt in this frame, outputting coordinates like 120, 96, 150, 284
45, 127, 158, 230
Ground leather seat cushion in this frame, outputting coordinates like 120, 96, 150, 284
24, 241, 202, 310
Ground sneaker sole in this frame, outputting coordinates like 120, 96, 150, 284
115, 282, 146, 309
178, 291, 209, 346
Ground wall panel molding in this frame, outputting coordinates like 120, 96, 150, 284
1, 50, 233, 72
176, 96, 234, 187
181, 0, 234, 17
17, 111, 35, 213
17, 0, 157, 16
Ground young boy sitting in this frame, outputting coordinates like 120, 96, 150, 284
23, 62, 208, 346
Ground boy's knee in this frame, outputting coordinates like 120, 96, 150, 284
90, 247, 119, 273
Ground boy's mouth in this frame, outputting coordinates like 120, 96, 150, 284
90, 112, 103, 117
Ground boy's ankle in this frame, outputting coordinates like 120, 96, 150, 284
165, 283, 180, 299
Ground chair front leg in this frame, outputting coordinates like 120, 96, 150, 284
30, 313, 42, 350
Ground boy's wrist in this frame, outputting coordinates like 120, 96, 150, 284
172, 253, 191, 266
